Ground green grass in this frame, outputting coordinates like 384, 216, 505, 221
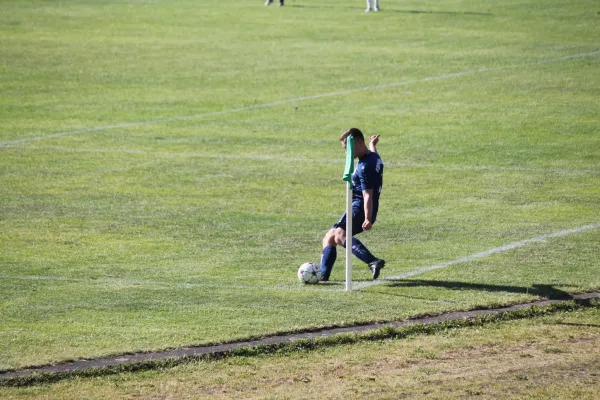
1, 304, 599, 398
1, 0, 599, 371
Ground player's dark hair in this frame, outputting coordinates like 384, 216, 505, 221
346, 128, 364, 142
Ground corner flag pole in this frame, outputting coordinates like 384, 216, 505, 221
342, 136, 354, 292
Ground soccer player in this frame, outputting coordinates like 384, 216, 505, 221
264, 0, 284, 6
365, 0, 380, 12
320, 128, 385, 281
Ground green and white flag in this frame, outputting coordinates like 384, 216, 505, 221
342, 135, 354, 291
342, 135, 354, 185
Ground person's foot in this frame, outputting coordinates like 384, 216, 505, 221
365, 7, 371, 12
265, 0, 273, 6
279, 1, 284, 6
369, 259, 385, 280
319, 276, 329, 282
374, 7, 379, 11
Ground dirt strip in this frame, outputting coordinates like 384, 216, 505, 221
1, 292, 598, 381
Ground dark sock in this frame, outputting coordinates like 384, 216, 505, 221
320, 245, 336, 280
350, 237, 376, 264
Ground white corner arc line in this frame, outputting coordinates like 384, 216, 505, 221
353, 222, 600, 291
1, 50, 598, 147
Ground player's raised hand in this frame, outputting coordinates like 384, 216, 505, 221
369, 135, 380, 152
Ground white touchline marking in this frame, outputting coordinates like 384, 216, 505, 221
353, 222, 600, 291
0, 274, 322, 292
5, 144, 599, 175
0, 50, 598, 147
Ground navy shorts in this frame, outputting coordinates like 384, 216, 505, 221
332, 203, 376, 236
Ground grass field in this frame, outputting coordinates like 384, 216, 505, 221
1, 0, 599, 384
2, 306, 598, 398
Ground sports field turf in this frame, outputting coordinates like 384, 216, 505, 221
2, 306, 599, 398
1, 0, 599, 372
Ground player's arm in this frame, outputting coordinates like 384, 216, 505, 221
362, 189, 374, 230
369, 135, 380, 153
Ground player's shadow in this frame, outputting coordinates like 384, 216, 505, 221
286, 5, 492, 16
385, 279, 575, 300
390, 9, 492, 16
317, 281, 344, 286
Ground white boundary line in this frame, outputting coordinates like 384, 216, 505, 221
0, 275, 319, 292
2, 223, 598, 293
4, 144, 599, 175
353, 222, 600, 291
0, 50, 598, 147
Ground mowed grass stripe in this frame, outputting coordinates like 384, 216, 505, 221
1, 49, 598, 147
4, 145, 600, 175
2, 222, 598, 293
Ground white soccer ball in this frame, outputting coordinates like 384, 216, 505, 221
297, 262, 321, 284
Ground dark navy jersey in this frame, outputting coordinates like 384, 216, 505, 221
352, 151, 384, 218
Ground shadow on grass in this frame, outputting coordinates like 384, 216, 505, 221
316, 281, 344, 286
555, 322, 600, 328
378, 9, 492, 16
385, 279, 574, 300
319, 279, 374, 286
285, 5, 492, 16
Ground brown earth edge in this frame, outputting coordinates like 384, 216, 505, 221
1, 291, 598, 381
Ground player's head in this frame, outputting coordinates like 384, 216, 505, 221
340, 128, 365, 144
340, 128, 368, 157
